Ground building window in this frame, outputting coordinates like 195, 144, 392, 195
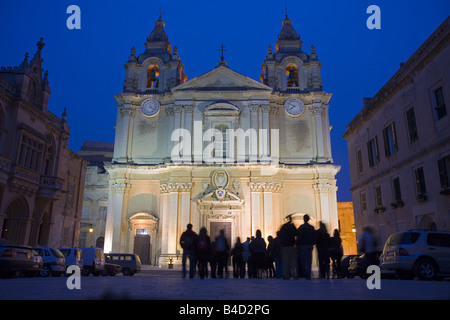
357, 149, 363, 175
82, 206, 90, 219
405, 107, 419, 143
17, 134, 44, 171
374, 186, 385, 213
434, 87, 447, 120
391, 177, 403, 208
383, 122, 398, 157
98, 206, 107, 219
414, 166, 427, 202
213, 124, 230, 159
438, 156, 450, 194
360, 191, 367, 213
367, 136, 380, 167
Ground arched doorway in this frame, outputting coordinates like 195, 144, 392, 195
197, 189, 244, 254
2, 197, 30, 244
128, 212, 159, 265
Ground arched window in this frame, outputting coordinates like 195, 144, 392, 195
286, 64, 298, 87
146, 65, 160, 88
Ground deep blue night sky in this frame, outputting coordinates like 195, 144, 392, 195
1, 0, 449, 202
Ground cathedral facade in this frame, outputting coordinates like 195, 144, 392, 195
104, 15, 340, 266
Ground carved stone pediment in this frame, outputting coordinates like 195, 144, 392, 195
172, 65, 272, 92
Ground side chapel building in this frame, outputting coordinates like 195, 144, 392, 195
104, 15, 340, 265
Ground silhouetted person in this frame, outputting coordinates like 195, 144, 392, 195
316, 222, 331, 279
266, 235, 276, 278
179, 223, 198, 279
242, 237, 251, 278
197, 227, 211, 279
249, 229, 266, 278
359, 226, 378, 266
215, 229, 230, 278
297, 214, 317, 280
231, 237, 244, 278
279, 215, 298, 279
329, 229, 343, 278
272, 231, 283, 278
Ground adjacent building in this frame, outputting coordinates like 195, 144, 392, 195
78, 141, 114, 248
105, 15, 341, 266
0, 39, 87, 247
344, 17, 450, 248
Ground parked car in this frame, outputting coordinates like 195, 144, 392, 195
59, 248, 83, 275
380, 230, 450, 280
101, 263, 122, 276
104, 253, 141, 276
80, 247, 105, 276
0, 239, 37, 278
25, 250, 43, 277
347, 252, 382, 279
33, 247, 66, 277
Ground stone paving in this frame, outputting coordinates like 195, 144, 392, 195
0, 265, 449, 301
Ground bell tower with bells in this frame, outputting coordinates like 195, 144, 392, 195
260, 14, 322, 92
122, 14, 187, 94
260, 14, 332, 165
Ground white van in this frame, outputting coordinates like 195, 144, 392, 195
80, 247, 105, 276
59, 248, 83, 275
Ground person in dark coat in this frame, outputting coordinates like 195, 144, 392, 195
266, 236, 276, 278
231, 237, 244, 278
271, 231, 283, 278
329, 229, 343, 279
197, 227, 211, 279
278, 215, 298, 279
209, 241, 218, 279
215, 229, 230, 278
297, 214, 317, 280
179, 223, 198, 279
249, 229, 267, 278
316, 222, 331, 279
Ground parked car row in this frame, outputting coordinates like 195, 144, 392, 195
343, 230, 450, 281
0, 240, 141, 278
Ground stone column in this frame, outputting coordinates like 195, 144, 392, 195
260, 105, 270, 161
313, 181, 339, 234
249, 105, 259, 163
178, 182, 192, 250
262, 182, 283, 239
104, 178, 129, 253
167, 183, 179, 255
114, 101, 133, 162
249, 182, 262, 236
312, 102, 325, 161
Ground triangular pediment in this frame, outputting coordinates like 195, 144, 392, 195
172, 65, 272, 92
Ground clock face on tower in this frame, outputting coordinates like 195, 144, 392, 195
140, 98, 160, 117
284, 98, 305, 117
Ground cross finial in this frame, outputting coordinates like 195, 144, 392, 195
218, 44, 227, 61
283, 0, 290, 17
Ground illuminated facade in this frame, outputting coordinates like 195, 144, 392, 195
104, 16, 340, 266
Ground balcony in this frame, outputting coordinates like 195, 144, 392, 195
38, 175, 64, 199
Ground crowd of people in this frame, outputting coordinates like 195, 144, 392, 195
179, 215, 346, 280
